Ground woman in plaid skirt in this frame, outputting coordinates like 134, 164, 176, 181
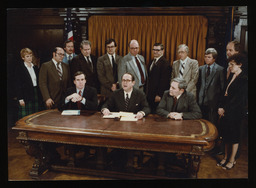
15, 48, 44, 119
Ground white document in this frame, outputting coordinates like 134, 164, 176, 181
61, 110, 80, 115
103, 111, 138, 121
119, 111, 138, 121
103, 112, 120, 118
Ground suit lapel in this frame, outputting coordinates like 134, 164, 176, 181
50, 61, 60, 79
207, 64, 217, 83
128, 54, 140, 80
176, 92, 186, 112
22, 63, 34, 87
175, 60, 181, 76
182, 57, 191, 77
104, 54, 113, 73
201, 65, 207, 85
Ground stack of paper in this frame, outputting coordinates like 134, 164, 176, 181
103, 111, 137, 121
61, 110, 80, 115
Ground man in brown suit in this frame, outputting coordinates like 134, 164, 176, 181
39, 47, 71, 109
97, 39, 122, 99
171, 44, 199, 97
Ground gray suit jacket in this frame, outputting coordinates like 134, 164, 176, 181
171, 57, 199, 97
118, 53, 147, 90
39, 60, 71, 108
97, 54, 122, 98
156, 90, 202, 120
198, 63, 225, 107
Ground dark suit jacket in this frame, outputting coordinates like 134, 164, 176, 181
147, 56, 172, 101
59, 85, 98, 111
218, 71, 248, 120
15, 62, 42, 103
97, 54, 122, 98
197, 63, 225, 107
70, 53, 100, 93
39, 60, 71, 108
101, 88, 151, 115
156, 90, 202, 119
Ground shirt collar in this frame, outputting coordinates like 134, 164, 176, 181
208, 62, 215, 68
124, 88, 133, 98
154, 55, 162, 62
107, 53, 115, 58
24, 62, 34, 68
66, 53, 73, 58
76, 88, 84, 94
52, 58, 60, 66
180, 56, 188, 64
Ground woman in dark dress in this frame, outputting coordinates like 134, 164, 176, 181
15, 48, 43, 119
217, 53, 248, 170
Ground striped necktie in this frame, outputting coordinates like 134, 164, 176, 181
179, 61, 185, 78
124, 93, 130, 111
56, 62, 62, 80
135, 57, 145, 84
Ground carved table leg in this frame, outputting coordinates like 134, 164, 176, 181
96, 147, 107, 170
20, 140, 50, 179
187, 155, 201, 178
156, 152, 165, 176
66, 145, 76, 167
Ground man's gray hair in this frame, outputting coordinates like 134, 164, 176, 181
171, 77, 187, 90
178, 44, 189, 54
80, 40, 91, 48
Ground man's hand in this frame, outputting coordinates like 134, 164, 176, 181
102, 108, 111, 116
168, 112, 183, 120
135, 111, 144, 120
66, 93, 82, 103
45, 98, 54, 109
19, 100, 25, 107
154, 95, 161, 102
218, 108, 225, 117
111, 84, 117, 92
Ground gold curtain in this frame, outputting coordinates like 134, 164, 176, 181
88, 15, 208, 66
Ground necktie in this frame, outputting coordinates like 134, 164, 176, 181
135, 56, 145, 84
56, 62, 62, 80
150, 59, 156, 71
68, 55, 72, 64
112, 55, 118, 82
171, 97, 177, 112
124, 93, 130, 111
179, 62, 185, 78
206, 65, 210, 77
77, 90, 82, 109
86, 56, 93, 72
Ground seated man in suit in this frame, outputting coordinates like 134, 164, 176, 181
156, 77, 202, 120
59, 71, 98, 111
101, 72, 150, 171
155, 77, 202, 175
102, 72, 150, 119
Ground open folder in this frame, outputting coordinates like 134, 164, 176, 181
103, 111, 137, 121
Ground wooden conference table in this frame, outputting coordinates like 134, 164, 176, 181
13, 109, 218, 179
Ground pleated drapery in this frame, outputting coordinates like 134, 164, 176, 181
88, 15, 208, 66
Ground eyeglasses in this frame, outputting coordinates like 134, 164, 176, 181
122, 79, 132, 83
152, 49, 162, 52
107, 46, 116, 49
56, 53, 65, 56
130, 47, 139, 50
